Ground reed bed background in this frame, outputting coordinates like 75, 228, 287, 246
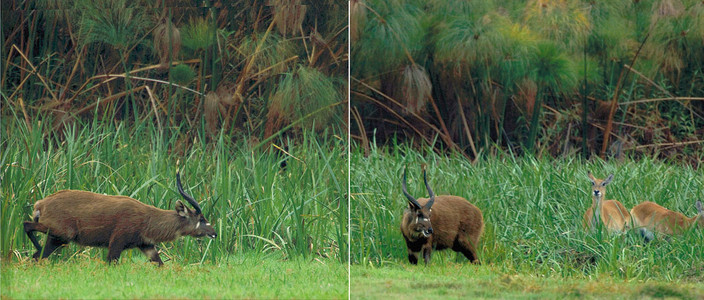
351, 0, 704, 165
351, 141, 704, 281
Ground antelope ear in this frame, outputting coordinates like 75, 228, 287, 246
602, 174, 614, 186
587, 172, 596, 185
175, 200, 188, 217
696, 201, 703, 214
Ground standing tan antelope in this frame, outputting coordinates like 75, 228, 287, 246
630, 200, 703, 241
23, 171, 216, 266
583, 172, 631, 233
400, 168, 484, 264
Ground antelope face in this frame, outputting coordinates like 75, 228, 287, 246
588, 172, 613, 200
193, 214, 217, 239
175, 200, 217, 239
409, 207, 433, 239
175, 172, 217, 239
402, 167, 436, 240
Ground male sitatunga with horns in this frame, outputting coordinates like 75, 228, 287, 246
400, 168, 484, 264
23, 171, 216, 266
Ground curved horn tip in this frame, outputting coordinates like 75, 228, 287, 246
175, 171, 202, 214
422, 168, 435, 209
402, 167, 422, 209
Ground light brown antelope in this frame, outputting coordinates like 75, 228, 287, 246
583, 172, 631, 233
23, 171, 216, 266
400, 168, 484, 264
630, 200, 703, 241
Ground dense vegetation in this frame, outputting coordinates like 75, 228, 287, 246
351, 144, 704, 281
1, 116, 347, 262
2, 0, 347, 143
1, 1, 347, 263
351, 0, 704, 165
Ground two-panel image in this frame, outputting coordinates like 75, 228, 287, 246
2, 0, 703, 299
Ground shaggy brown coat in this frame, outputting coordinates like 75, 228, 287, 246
401, 195, 484, 264
23, 173, 216, 265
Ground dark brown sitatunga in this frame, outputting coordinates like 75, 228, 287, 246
400, 168, 484, 264
23, 171, 216, 266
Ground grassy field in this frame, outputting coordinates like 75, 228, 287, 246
352, 263, 704, 299
2, 253, 347, 299
0, 112, 348, 298
350, 143, 704, 295
1, 113, 347, 262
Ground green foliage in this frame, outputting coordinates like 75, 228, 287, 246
3, 3, 346, 141
351, 0, 704, 161
75, 0, 150, 51
1, 114, 347, 263
351, 264, 704, 298
434, 14, 505, 72
181, 17, 215, 53
235, 32, 297, 76
531, 41, 578, 91
425, 0, 495, 18
350, 143, 704, 282
494, 20, 539, 88
268, 65, 343, 130
352, 1, 425, 76
1, 255, 347, 298
169, 64, 196, 85
523, 0, 592, 51
587, 1, 637, 62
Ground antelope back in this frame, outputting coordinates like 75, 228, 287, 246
632, 200, 704, 235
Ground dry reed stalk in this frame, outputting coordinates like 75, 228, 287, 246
351, 106, 370, 157
204, 91, 220, 137
398, 64, 432, 116
153, 17, 181, 69
272, 0, 307, 37
350, 0, 366, 43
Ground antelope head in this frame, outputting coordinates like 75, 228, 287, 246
176, 171, 217, 239
402, 168, 435, 240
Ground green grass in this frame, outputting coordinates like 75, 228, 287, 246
352, 263, 704, 299
1, 112, 347, 264
351, 142, 704, 282
2, 253, 347, 299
